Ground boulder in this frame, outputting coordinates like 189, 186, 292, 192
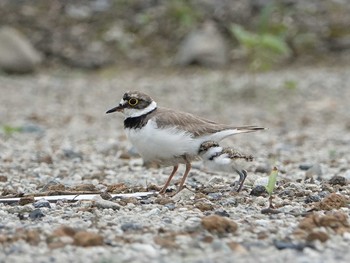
0, 26, 42, 73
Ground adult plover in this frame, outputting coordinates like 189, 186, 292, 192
198, 141, 253, 192
106, 91, 264, 194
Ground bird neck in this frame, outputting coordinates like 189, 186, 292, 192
124, 106, 157, 129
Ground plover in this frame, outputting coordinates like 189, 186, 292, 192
198, 141, 253, 192
106, 91, 264, 194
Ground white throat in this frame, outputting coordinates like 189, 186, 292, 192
124, 101, 157, 118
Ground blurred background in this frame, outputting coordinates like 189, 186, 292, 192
0, 0, 349, 188
0, 0, 350, 73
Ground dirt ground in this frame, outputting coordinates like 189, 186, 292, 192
0, 65, 349, 262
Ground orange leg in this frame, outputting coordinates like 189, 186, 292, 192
176, 161, 191, 194
159, 165, 178, 194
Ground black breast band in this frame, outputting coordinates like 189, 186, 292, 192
124, 108, 157, 129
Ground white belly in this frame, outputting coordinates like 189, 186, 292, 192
125, 120, 200, 164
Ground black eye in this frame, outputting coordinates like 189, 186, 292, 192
128, 98, 138, 106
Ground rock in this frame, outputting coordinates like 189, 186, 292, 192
316, 193, 348, 211
19, 196, 35, 206
121, 222, 143, 232
0, 26, 42, 73
305, 194, 321, 204
73, 231, 104, 247
92, 196, 120, 210
195, 201, 214, 212
53, 226, 77, 237
0, 175, 8, 182
306, 231, 329, 243
201, 215, 238, 235
298, 211, 350, 234
250, 185, 268, 196
175, 21, 228, 67
172, 188, 195, 202
33, 199, 51, 209
71, 183, 97, 192
29, 209, 45, 220
299, 163, 313, 170
328, 175, 347, 186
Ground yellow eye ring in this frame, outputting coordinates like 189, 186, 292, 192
128, 98, 138, 106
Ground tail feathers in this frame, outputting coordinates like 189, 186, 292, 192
203, 125, 265, 142
234, 126, 266, 134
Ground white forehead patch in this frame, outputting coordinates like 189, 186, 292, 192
120, 98, 127, 105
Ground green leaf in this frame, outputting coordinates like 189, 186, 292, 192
260, 34, 290, 55
265, 167, 279, 196
231, 24, 259, 49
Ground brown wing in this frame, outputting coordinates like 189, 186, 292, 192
222, 147, 254, 161
151, 107, 264, 137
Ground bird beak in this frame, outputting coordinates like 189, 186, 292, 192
106, 104, 124, 114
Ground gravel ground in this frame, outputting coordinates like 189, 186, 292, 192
0, 65, 350, 263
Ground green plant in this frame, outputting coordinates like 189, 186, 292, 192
167, 0, 202, 30
230, 4, 291, 71
1, 125, 22, 136
266, 167, 279, 196
265, 167, 279, 209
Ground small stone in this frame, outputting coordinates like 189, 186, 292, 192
121, 222, 143, 232
164, 203, 176, 210
214, 210, 230, 217
73, 231, 104, 247
0, 175, 8, 182
53, 226, 76, 237
207, 176, 225, 187
172, 188, 195, 202
92, 196, 120, 210
207, 192, 222, 200
305, 194, 321, 204
41, 180, 66, 192
195, 201, 214, 212
33, 199, 51, 208
19, 196, 35, 206
155, 197, 173, 205
250, 185, 268, 196
29, 209, 45, 220
274, 240, 309, 251
201, 215, 238, 235
100, 192, 112, 200
306, 231, 329, 243
299, 164, 313, 170
1, 188, 18, 196
63, 149, 83, 160
71, 184, 97, 192
329, 176, 347, 186
316, 193, 348, 210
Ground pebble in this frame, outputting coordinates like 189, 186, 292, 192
250, 185, 268, 196
92, 196, 120, 210
33, 199, 51, 209
1, 65, 350, 263
29, 209, 45, 220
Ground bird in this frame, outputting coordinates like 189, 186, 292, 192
198, 141, 254, 192
106, 91, 264, 194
